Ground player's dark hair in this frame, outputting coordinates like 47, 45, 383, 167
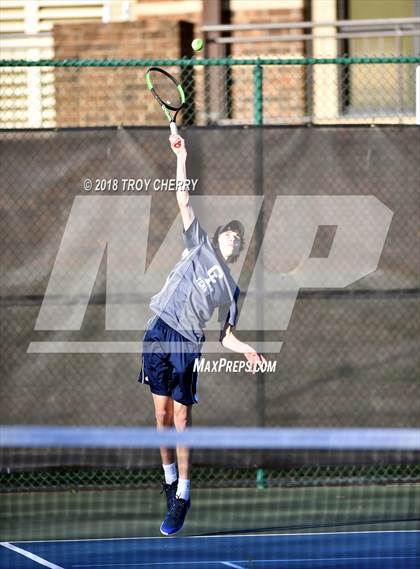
212, 226, 245, 264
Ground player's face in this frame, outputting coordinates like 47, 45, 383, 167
218, 230, 241, 260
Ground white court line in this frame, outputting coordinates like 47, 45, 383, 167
0, 542, 65, 569
71, 556, 420, 568
73, 564, 241, 568
221, 562, 246, 569
13, 529, 420, 544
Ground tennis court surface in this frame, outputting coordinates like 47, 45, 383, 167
1, 531, 419, 569
1, 426, 419, 568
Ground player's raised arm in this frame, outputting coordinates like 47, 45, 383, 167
220, 324, 267, 374
169, 134, 195, 231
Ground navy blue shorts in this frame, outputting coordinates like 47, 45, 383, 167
138, 315, 202, 406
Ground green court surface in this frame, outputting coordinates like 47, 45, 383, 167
1, 484, 419, 542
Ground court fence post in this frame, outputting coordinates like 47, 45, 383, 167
253, 58, 265, 435
253, 59, 263, 125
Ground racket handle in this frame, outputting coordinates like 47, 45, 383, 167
170, 122, 178, 136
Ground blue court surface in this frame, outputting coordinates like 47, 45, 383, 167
1, 530, 419, 569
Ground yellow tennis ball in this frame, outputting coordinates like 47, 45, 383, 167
191, 38, 204, 52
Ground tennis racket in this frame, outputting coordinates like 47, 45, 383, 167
145, 67, 186, 135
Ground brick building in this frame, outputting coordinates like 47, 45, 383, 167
1, 1, 418, 127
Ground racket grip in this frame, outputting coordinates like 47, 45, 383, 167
170, 122, 178, 136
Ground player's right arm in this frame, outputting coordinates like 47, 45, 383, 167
169, 134, 195, 231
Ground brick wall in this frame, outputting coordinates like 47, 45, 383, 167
231, 7, 304, 58
53, 2, 306, 127
229, 6, 306, 123
53, 19, 194, 127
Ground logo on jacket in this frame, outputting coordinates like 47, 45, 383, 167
195, 265, 224, 293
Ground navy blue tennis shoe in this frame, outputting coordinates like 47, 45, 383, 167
160, 497, 191, 536
161, 480, 178, 512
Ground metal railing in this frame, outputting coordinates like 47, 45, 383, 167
202, 17, 420, 49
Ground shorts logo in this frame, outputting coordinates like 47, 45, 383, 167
195, 265, 224, 294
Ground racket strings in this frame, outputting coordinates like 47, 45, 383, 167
149, 70, 183, 110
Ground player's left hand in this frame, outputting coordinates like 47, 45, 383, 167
244, 350, 267, 374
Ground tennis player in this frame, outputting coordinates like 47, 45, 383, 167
139, 134, 266, 536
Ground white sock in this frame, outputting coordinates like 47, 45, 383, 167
162, 462, 177, 485
176, 478, 190, 501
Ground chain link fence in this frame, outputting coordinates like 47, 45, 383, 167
1, 129, 419, 429
1, 58, 419, 505
3, 458, 419, 492
1, 57, 419, 127
0, 58, 419, 434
